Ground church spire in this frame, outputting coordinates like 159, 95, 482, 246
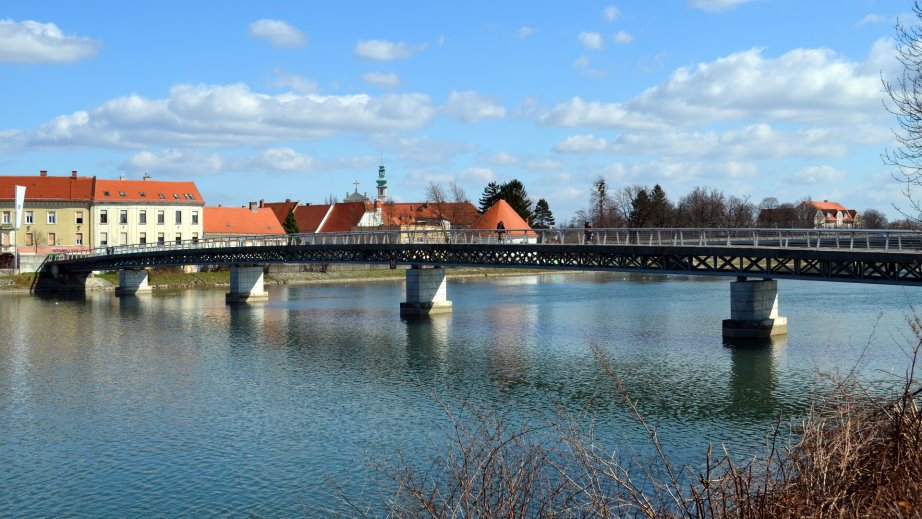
376, 163, 388, 203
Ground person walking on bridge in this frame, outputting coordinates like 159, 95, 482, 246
496, 220, 506, 243
584, 221, 593, 244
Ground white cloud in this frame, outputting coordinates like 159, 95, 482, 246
689, 0, 753, 13
614, 31, 634, 44
270, 71, 318, 93
554, 134, 609, 153
517, 26, 535, 39
354, 39, 426, 61
248, 19, 307, 48
527, 159, 562, 170
361, 71, 400, 88
788, 165, 847, 185
578, 32, 604, 50
611, 124, 851, 160
573, 56, 608, 77
540, 97, 666, 130
488, 152, 519, 165
13, 82, 435, 149
461, 167, 495, 182
603, 5, 621, 22
857, 14, 887, 26
123, 149, 223, 177
243, 147, 315, 171
628, 47, 886, 125
0, 19, 99, 63
442, 91, 506, 122
377, 136, 475, 166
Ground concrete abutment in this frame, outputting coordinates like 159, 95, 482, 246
722, 278, 787, 339
400, 266, 452, 316
225, 266, 269, 304
115, 269, 152, 297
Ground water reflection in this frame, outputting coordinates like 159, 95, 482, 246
724, 335, 786, 422
404, 314, 450, 372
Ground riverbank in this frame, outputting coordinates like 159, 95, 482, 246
0, 266, 559, 294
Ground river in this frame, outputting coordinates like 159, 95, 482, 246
1, 272, 918, 516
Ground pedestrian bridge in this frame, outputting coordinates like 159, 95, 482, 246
35, 227, 922, 339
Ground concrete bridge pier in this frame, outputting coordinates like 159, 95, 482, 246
225, 266, 269, 304
115, 269, 152, 297
722, 277, 787, 339
400, 266, 452, 316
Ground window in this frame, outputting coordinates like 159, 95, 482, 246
175, 234, 182, 244
25, 233, 33, 246
192, 211, 199, 224
139, 210, 147, 224
139, 232, 147, 245
158, 193, 166, 199
75, 233, 83, 246
75, 211, 84, 224
1, 211, 10, 225
47, 211, 57, 225
99, 210, 108, 224
103, 191, 110, 197
100, 232, 107, 246
175, 210, 182, 224
139, 192, 146, 198
119, 210, 128, 224
25, 211, 33, 225
157, 210, 165, 224
119, 191, 126, 197
157, 232, 164, 244
192, 233, 199, 243
173, 194, 180, 200
120, 232, 128, 245
48, 232, 56, 245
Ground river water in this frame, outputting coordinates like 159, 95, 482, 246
1, 272, 919, 516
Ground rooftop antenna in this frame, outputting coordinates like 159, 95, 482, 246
142, 172, 151, 181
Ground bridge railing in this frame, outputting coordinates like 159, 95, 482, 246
47, 227, 922, 262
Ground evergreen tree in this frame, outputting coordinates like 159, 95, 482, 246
532, 199, 556, 228
649, 184, 671, 227
629, 188, 651, 227
589, 177, 614, 227
282, 210, 299, 234
478, 181, 502, 213
498, 179, 533, 224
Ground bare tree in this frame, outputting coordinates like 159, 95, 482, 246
861, 208, 889, 229
883, 2, 922, 220
793, 197, 818, 228
676, 187, 726, 227
612, 185, 646, 226
425, 181, 448, 221
725, 195, 755, 228
448, 182, 469, 204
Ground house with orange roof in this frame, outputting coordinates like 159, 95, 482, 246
804, 200, 859, 229
92, 176, 205, 248
203, 204, 284, 239
470, 199, 537, 243
0, 170, 95, 262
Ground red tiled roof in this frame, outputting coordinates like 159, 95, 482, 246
806, 201, 849, 212
381, 202, 479, 227
94, 179, 204, 204
293, 204, 332, 233
471, 199, 535, 234
319, 202, 367, 232
204, 207, 284, 235
0, 174, 94, 201
263, 201, 299, 226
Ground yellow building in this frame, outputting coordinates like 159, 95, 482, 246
0, 171, 95, 264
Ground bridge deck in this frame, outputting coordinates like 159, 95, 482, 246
39, 228, 922, 286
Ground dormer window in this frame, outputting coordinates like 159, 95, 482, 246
158, 194, 166, 199
139, 192, 146, 197
103, 191, 110, 197
173, 194, 180, 200
119, 191, 126, 197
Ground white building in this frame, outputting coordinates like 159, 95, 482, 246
92, 178, 205, 248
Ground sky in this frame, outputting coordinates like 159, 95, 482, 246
0, 0, 914, 221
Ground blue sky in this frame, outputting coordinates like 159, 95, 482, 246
0, 0, 912, 220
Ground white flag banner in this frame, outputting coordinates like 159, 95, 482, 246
14, 185, 25, 229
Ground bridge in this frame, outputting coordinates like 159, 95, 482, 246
35, 227, 922, 339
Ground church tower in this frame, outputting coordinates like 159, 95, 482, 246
376, 164, 388, 203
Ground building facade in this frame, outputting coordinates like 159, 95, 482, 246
0, 171, 95, 260
92, 179, 205, 248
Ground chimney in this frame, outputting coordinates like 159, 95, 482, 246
285, 198, 291, 203
40, 170, 47, 177
248, 201, 258, 212
119, 173, 125, 181
259, 199, 265, 208
72, 170, 77, 178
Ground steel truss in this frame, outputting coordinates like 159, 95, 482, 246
48, 243, 922, 286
